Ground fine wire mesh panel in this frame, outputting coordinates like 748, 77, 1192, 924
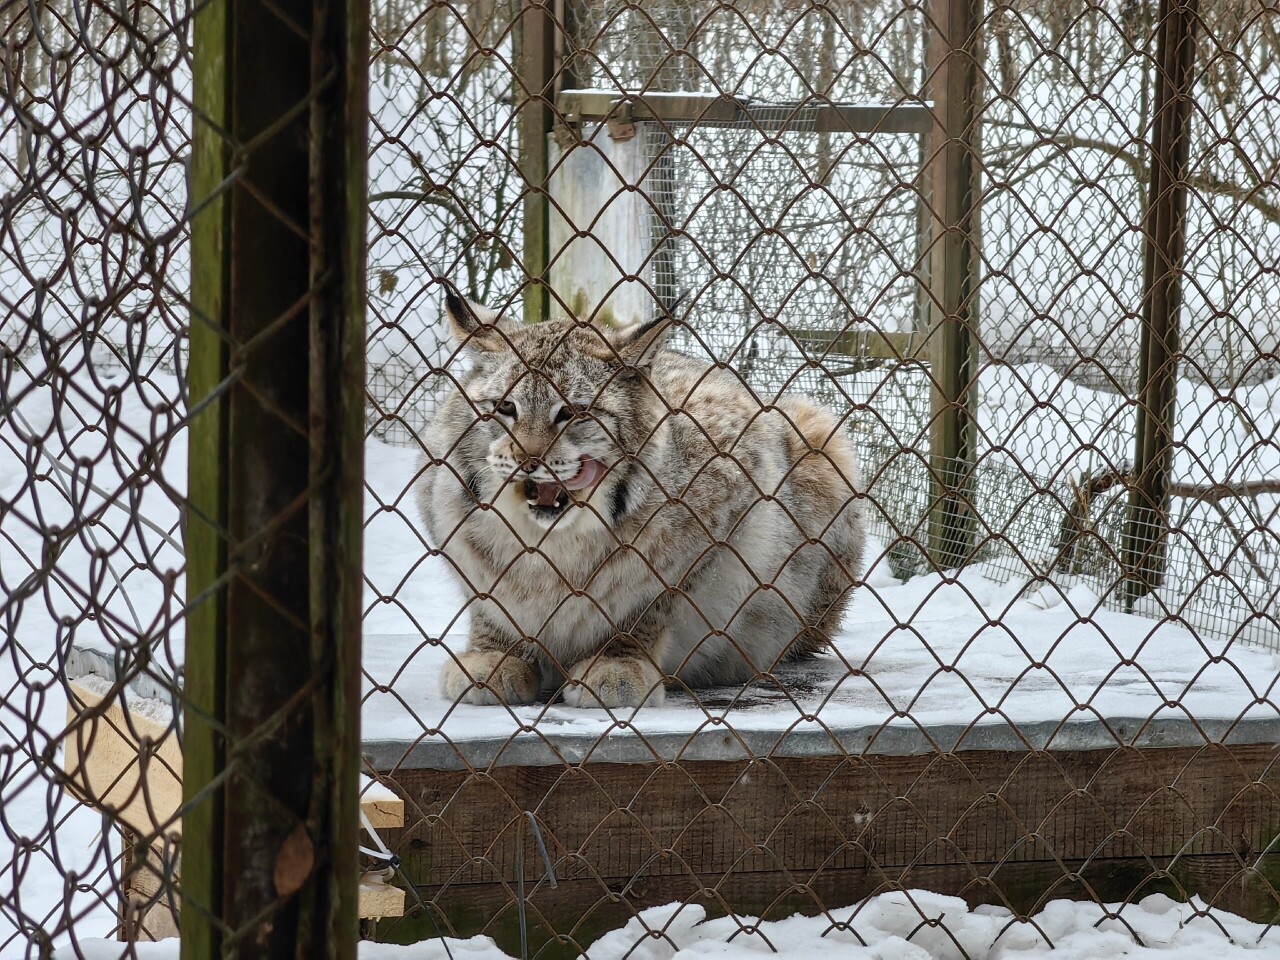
971, 0, 1280, 643
360, 0, 1280, 958
366, 0, 528, 446
1, 0, 191, 949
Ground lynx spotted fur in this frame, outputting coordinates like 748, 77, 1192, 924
417, 285, 867, 708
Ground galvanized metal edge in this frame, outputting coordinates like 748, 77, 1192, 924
69, 644, 1280, 771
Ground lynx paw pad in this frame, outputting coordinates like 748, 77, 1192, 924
564, 657, 665, 709
440, 651, 539, 705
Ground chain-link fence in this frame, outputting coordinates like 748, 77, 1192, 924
4, 0, 1280, 956
2, 0, 191, 947
2, 0, 369, 951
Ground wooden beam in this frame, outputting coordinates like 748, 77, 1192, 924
789, 328, 931, 365
518, 0, 558, 324
63, 682, 404, 939
182, 0, 231, 946
64, 679, 183, 839
374, 743, 1280, 954
558, 89, 934, 134
184, 0, 368, 945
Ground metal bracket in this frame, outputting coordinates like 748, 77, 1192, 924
607, 99, 636, 141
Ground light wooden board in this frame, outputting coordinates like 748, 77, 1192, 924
63, 678, 407, 931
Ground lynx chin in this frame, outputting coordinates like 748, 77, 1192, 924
417, 283, 867, 709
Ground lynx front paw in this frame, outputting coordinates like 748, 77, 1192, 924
564, 656, 665, 709
440, 650, 539, 705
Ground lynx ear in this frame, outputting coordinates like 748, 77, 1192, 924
441, 280, 511, 353
609, 314, 676, 368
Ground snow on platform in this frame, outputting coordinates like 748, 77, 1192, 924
358, 572, 1280, 770
66, 564, 1280, 772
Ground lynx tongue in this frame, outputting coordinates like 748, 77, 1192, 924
530, 457, 604, 506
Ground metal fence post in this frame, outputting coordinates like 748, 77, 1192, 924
518, 0, 557, 324
924, 0, 983, 570
1122, 0, 1199, 608
183, 0, 368, 950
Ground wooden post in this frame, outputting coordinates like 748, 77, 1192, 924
1122, 0, 1199, 608
924, 0, 983, 569
184, 0, 367, 949
518, 0, 557, 324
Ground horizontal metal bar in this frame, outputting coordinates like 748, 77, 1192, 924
558, 88, 933, 134
362, 717, 1280, 771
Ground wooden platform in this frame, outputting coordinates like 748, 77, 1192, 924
371, 742, 1280, 956
64, 631, 1280, 952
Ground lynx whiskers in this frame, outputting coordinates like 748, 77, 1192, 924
417, 283, 867, 709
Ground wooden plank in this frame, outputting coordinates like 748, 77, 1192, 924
386, 748, 1280, 885
64, 684, 403, 930
357, 882, 407, 921
374, 743, 1280, 950
64, 681, 402, 833
64, 679, 182, 838
789, 328, 930, 365
359, 775, 406, 829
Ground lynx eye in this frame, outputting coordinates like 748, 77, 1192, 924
552, 404, 577, 425
495, 400, 517, 419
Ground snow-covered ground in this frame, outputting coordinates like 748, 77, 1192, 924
2, 3, 1279, 955
3, 360, 1280, 956
48, 891, 1280, 957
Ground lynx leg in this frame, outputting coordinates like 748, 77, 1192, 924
564, 622, 670, 708
440, 649, 539, 705
564, 656, 665, 708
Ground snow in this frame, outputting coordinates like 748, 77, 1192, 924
359, 571, 1280, 766
4, 359, 1280, 955
2, 4, 1278, 955
46, 891, 1280, 957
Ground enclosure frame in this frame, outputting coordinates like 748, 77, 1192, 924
182, 0, 370, 949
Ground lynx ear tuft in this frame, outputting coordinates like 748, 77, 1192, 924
442, 280, 510, 352
609, 314, 676, 368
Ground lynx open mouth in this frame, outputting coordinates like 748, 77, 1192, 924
521, 456, 605, 522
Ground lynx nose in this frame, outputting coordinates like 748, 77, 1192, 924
517, 458, 542, 474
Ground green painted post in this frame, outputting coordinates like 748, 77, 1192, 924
183, 0, 367, 951
923, 0, 982, 570
181, 0, 230, 950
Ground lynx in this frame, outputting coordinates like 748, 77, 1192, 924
417, 283, 867, 709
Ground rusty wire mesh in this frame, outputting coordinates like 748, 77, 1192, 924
362, 0, 1280, 956
1, 0, 367, 949
3, 0, 1280, 956
1, 0, 191, 948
